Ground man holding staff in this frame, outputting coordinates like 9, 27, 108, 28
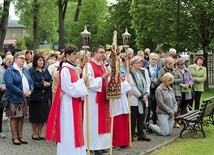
83, 45, 110, 155
46, 44, 89, 155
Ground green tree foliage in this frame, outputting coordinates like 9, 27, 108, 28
130, 0, 214, 54
14, 0, 58, 50
16, 38, 27, 50
182, 0, 214, 89
65, 0, 109, 50
106, 0, 137, 52
181, 0, 214, 53
130, 0, 179, 52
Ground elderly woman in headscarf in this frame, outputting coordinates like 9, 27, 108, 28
129, 56, 151, 142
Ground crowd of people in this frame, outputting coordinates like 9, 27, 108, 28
0, 45, 207, 155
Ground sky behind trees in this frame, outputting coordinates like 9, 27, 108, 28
0, 0, 19, 20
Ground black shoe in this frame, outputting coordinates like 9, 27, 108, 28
38, 136, 46, 140
94, 150, 109, 155
146, 122, 153, 133
12, 138, 21, 145
137, 135, 151, 142
88, 150, 95, 155
93, 150, 101, 155
100, 149, 109, 154
113, 146, 121, 151
31, 135, 40, 140
18, 137, 28, 144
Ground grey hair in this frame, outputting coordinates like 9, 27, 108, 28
14, 51, 25, 58
176, 57, 185, 64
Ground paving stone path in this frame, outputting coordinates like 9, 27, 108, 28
0, 117, 182, 155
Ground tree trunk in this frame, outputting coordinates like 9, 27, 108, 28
74, 0, 82, 21
202, 46, 209, 90
33, 0, 39, 50
58, 0, 68, 50
0, 0, 10, 53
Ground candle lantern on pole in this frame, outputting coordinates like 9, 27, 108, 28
80, 26, 91, 50
122, 28, 131, 50
122, 27, 132, 147
80, 25, 91, 155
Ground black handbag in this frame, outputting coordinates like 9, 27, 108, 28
0, 94, 10, 108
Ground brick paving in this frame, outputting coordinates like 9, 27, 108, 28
0, 116, 182, 155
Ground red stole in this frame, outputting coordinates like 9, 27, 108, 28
46, 66, 84, 147
89, 60, 110, 134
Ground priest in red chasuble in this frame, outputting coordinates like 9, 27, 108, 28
83, 45, 110, 154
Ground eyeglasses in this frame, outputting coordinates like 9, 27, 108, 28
151, 58, 157, 61
96, 51, 105, 54
178, 63, 184, 65
17, 57, 25, 60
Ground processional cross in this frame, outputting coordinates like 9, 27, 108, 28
106, 30, 123, 99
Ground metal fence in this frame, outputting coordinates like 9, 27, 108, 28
207, 52, 214, 87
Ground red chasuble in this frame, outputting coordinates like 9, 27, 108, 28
46, 66, 84, 147
89, 60, 110, 134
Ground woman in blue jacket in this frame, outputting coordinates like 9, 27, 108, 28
28, 54, 52, 140
4, 52, 34, 145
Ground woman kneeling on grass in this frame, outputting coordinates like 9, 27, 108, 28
147, 72, 178, 136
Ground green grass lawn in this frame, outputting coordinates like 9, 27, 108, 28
150, 88, 214, 155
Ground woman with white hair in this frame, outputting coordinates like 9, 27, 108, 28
144, 53, 161, 124
1, 54, 14, 133
2, 55, 14, 69
147, 73, 178, 136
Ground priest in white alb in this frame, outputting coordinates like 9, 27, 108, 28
46, 44, 88, 155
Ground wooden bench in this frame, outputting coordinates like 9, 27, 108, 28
177, 96, 214, 138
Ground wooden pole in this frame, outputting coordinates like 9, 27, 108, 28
84, 49, 90, 155
125, 47, 132, 148
109, 99, 114, 155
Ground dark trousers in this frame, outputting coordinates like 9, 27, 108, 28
180, 93, 192, 114
147, 88, 157, 124
194, 91, 202, 110
131, 106, 145, 138
0, 92, 4, 133
151, 88, 157, 123
0, 108, 3, 132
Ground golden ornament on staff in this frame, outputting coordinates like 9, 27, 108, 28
80, 25, 91, 155
106, 28, 123, 155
